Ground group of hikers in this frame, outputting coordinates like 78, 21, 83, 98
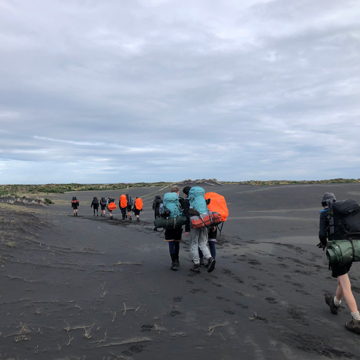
71, 194, 143, 221
70, 186, 360, 335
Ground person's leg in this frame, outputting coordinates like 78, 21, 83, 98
199, 247, 204, 265
208, 241, 216, 259
189, 228, 200, 265
168, 239, 178, 271
174, 241, 180, 264
198, 228, 211, 259
198, 228, 216, 272
338, 274, 358, 313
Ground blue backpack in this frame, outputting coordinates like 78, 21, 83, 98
163, 193, 182, 218
188, 187, 208, 215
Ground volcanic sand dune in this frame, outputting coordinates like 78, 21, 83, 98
1, 183, 360, 360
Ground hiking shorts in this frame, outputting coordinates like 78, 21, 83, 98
165, 228, 182, 242
331, 263, 352, 278
100, 205, 106, 210
127, 205, 132, 212
134, 209, 141, 216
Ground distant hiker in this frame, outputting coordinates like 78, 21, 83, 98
133, 196, 143, 222
318, 192, 360, 334
126, 194, 134, 221
187, 186, 216, 273
71, 196, 79, 217
152, 195, 163, 219
107, 198, 117, 220
91, 197, 99, 216
164, 186, 183, 271
119, 194, 127, 220
100, 197, 107, 217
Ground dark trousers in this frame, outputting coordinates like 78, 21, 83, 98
168, 241, 180, 262
199, 241, 216, 259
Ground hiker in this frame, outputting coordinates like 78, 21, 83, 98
100, 197, 107, 217
90, 197, 99, 216
152, 195, 163, 219
318, 192, 360, 334
126, 194, 134, 221
187, 186, 216, 273
107, 198, 116, 219
71, 196, 79, 217
133, 197, 143, 222
119, 194, 127, 220
163, 186, 183, 271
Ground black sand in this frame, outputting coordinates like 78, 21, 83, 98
1, 183, 360, 359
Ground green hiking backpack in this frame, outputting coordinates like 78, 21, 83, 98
326, 240, 360, 266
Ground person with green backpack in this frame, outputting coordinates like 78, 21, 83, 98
163, 186, 183, 271
318, 192, 360, 334
188, 186, 216, 273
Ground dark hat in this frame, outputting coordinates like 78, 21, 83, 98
183, 186, 191, 195
322, 192, 336, 203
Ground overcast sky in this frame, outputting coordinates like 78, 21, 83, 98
0, 0, 359, 184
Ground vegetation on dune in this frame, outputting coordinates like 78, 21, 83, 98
0, 182, 172, 195
0, 179, 359, 196
223, 178, 360, 186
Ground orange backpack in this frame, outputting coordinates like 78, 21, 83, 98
108, 202, 117, 211
135, 198, 143, 210
204, 192, 229, 222
120, 194, 127, 208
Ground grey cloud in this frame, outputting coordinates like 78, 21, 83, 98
0, 0, 360, 183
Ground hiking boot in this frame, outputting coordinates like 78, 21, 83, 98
199, 258, 205, 266
171, 262, 178, 271
207, 257, 216, 273
137, 218, 140, 222
325, 294, 339, 315
191, 264, 200, 273
110, 216, 113, 220
174, 260, 180, 267
345, 318, 360, 334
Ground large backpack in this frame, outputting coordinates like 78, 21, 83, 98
205, 192, 229, 222
327, 199, 360, 240
153, 196, 163, 218
163, 193, 181, 218
135, 198, 143, 211
326, 199, 360, 267
93, 197, 99, 205
188, 187, 208, 215
108, 198, 117, 211
100, 197, 106, 206
120, 194, 127, 208
126, 194, 134, 206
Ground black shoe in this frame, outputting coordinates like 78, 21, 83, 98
110, 216, 113, 220
191, 264, 200, 273
171, 262, 178, 271
207, 257, 216, 273
129, 217, 132, 221
174, 260, 180, 267
325, 294, 339, 315
345, 318, 360, 334
137, 218, 140, 222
